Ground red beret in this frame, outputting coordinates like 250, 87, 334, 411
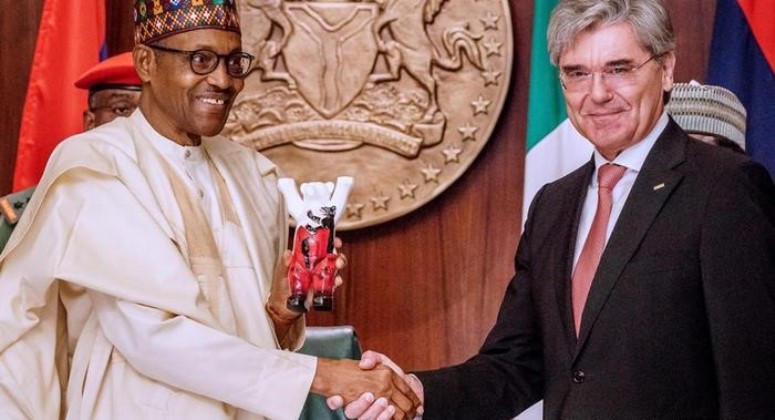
74, 52, 142, 91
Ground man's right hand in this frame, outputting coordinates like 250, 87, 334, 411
325, 351, 425, 420
311, 356, 421, 419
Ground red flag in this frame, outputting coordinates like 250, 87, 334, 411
738, 0, 775, 73
708, 0, 775, 179
13, 0, 106, 191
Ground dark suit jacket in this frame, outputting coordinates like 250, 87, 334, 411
416, 120, 775, 419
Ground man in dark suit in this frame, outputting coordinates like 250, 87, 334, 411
333, 0, 775, 418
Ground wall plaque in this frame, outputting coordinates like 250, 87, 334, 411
227, 0, 513, 230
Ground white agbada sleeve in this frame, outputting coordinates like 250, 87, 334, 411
89, 291, 317, 416
33, 167, 314, 419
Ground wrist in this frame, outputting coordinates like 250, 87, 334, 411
265, 298, 301, 325
406, 373, 425, 406
310, 358, 337, 396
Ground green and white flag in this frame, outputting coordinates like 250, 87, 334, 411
523, 0, 592, 223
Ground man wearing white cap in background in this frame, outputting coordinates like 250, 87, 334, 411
337, 0, 775, 418
666, 81, 747, 154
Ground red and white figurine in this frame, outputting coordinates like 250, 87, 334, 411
278, 176, 354, 312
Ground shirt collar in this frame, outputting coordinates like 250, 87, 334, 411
592, 111, 669, 181
131, 110, 207, 165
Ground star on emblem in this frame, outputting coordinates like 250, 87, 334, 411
370, 193, 390, 211
398, 181, 418, 199
471, 95, 492, 115
458, 122, 479, 141
481, 68, 502, 86
346, 203, 365, 219
482, 37, 503, 57
442, 146, 463, 164
421, 164, 442, 183
480, 11, 500, 30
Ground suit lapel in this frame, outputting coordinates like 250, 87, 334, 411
574, 120, 688, 357
550, 161, 594, 355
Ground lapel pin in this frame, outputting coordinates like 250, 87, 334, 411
653, 183, 665, 191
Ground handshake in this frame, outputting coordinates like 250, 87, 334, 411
276, 180, 423, 418
313, 351, 424, 420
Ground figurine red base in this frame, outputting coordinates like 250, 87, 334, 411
286, 224, 338, 312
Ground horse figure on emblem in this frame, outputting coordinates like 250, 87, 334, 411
239, 0, 297, 88
369, 0, 486, 122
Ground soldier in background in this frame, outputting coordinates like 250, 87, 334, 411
77, 52, 142, 130
0, 52, 142, 249
0, 1, 419, 418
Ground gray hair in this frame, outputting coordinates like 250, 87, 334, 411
547, 0, 676, 66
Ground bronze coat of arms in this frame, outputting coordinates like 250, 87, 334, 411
228, 0, 513, 230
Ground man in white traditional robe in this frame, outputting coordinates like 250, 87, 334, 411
0, 1, 420, 419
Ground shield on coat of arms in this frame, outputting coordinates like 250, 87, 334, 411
282, 3, 379, 118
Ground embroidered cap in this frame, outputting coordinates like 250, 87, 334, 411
666, 81, 747, 150
74, 52, 142, 92
134, 0, 241, 45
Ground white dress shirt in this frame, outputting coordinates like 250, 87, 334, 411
572, 112, 669, 268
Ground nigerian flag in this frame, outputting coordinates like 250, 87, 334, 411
523, 0, 592, 223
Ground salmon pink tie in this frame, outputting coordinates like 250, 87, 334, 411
572, 163, 627, 335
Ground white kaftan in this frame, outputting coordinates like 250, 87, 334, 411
0, 111, 317, 420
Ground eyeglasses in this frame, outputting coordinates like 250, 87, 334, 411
559, 54, 662, 92
148, 44, 255, 78
91, 101, 137, 117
